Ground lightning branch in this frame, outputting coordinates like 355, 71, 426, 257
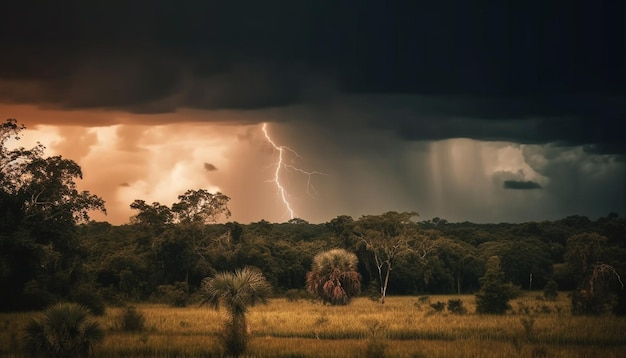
261, 123, 325, 220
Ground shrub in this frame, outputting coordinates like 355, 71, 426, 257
414, 296, 430, 310
22, 302, 104, 357
430, 301, 445, 312
447, 299, 467, 315
119, 306, 146, 332
543, 280, 559, 301
505, 283, 523, 299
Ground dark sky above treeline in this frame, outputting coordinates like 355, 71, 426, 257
1, 1, 624, 224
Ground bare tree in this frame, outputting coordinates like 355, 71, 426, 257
355, 212, 433, 304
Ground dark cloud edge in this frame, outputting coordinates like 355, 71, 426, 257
503, 180, 542, 190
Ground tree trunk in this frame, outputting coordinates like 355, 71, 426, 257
375, 258, 385, 304
227, 313, 248, 357
381, 263, 391, 304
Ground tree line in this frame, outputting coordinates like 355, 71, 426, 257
74, 211, 625, 312
1, 119, 624, 316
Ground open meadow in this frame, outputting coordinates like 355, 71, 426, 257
1, 293, 625, 357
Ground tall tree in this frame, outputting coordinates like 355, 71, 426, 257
435, 237, 480, 294
129, 189, 231, 289
327, 215, 355, 245
354, 211, 433, 304
306, 249, 361, 305
172, 189, 231, 224
130, 200, 174, 227
0, 119, 106, 310
199, 267, 272, 357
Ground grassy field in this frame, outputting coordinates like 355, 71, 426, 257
1, 293, 625, 357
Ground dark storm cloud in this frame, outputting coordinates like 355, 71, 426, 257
503, 180, 542, 190
1, 1, 623, 151
319, 95, 625, 154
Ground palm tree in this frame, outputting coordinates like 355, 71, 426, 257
199, 267, 272, 357
306, 248, 361, 305
23, 302, 104, 358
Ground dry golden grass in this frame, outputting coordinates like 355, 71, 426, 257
3, 293, 625, 357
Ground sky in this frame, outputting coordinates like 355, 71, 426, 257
1, 1, 624, 224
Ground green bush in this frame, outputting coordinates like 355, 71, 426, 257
476, 256, 511, 314
505, 283, 523, 299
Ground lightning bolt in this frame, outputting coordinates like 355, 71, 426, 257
262, 122, 325, 220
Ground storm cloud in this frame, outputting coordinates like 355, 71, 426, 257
503, 180, 542, 190
0, 1, 623, 223
1, 1, 623, 152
